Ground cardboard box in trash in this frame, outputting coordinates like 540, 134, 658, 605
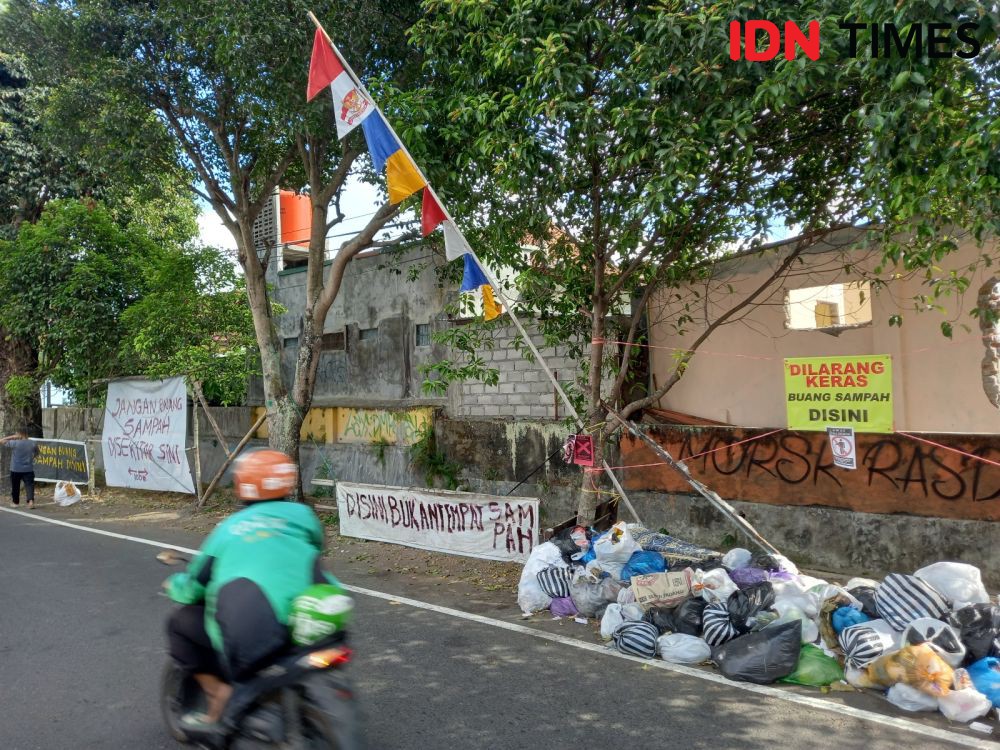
632, 570, 693, 609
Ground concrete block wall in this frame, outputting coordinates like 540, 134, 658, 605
447, 322, 588, 420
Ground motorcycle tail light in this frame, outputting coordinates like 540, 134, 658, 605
303, 647, 352, 669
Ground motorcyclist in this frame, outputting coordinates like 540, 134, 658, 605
164, 449, 336, 729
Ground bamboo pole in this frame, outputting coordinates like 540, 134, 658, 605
193, 381, 231, 458
306, 12, 641, 524
197, 412, 267, 509
603, 403, 780, 555
192, 389, 202, 504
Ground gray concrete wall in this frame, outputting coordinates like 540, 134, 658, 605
254, 245, 452, 407
445, 323, 589, 420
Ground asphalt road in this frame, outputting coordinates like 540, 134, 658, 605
0, 508, 994, 750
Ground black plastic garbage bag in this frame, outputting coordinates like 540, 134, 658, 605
672, 597, 709, 636
712, 619, 802, 684
643, 606, 676, 634
847, 585, 880, 619
727, 582, 776, 634
946, 604, 1000, 663
550, 526, 590, 565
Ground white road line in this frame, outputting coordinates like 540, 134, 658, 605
0, 506, 991, 749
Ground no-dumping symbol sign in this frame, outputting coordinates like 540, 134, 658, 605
826, 427, 857, 471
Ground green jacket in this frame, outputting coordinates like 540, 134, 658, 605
167, 500, 329, 653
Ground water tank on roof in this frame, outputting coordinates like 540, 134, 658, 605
279, 190, 312, 246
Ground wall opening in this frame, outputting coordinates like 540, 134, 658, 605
358, 327, 379, 342
415, 323, 431, 348
785, 281, 872, 331
321, 331, 345, 351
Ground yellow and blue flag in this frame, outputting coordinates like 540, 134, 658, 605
361, 113, 425, 205
459, 254, 501, 321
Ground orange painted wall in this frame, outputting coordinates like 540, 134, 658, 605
621, 426, 1000, 521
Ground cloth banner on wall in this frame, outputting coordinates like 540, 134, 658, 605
336, 482, 539, 562
101, 376, 195, 494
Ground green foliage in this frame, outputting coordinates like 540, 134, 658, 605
119, 246, 258, 405
312, 455, 336, 499
0, 198, 245, 404
0, 199, 155, 398
410, 425, 461, 490
3, 374, 35, 409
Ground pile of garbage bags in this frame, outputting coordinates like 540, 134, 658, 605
518, 522, 1000, 724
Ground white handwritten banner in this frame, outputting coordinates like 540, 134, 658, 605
336, 482, 538, 562
101, 376, 195, 494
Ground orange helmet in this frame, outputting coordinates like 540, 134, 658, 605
233, 449, 298, 501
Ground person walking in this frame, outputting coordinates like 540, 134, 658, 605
0, 427, 40, 509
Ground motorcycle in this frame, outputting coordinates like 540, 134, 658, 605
157, 550, 362, 749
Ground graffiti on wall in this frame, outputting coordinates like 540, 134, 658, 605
337, 408, 431, 445
251, 406, 433, 446
621, 427, 1000, 521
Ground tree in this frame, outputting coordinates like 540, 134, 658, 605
9, 0, 432, 481
411, 0, 1000, 523
0, 199, 155, 401
120, 246, 260, 406
0, 17, 198, 432
0, 198, 252, 407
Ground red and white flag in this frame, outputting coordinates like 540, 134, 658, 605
306, 29, 374, 140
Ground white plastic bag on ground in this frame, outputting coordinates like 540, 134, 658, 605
658, 633, 712, 664
914, 562, 990, 611
587, 559, 626, 581
621, 603, 645, 621
903, 617, 966, 668
773, 554, 800, 575
722, 548, 752, 570
593, 522, 641, 565
617, 585, 636, 605
693, 568, 737, 603
54, 480, 81, 507
939, 669, 993, 722
600, 604, 626, 640
887, 683, 938, 712
517, 542, 566, 615
768, 603, 819, 644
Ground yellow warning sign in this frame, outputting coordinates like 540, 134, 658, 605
784, 355, 893, 433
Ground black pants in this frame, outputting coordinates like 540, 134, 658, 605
166, 580, 289, 682
10, 471, 34, 505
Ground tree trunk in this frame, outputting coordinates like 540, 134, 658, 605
0, 331, 41, 436
574, 427, 606, 527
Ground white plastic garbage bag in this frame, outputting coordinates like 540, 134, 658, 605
517, 542, 566, 615
903, 617, 967, 668
621, 603, 645, 621
693, 568, 737, 603
722, 548, 752, 570
54, 480, 81, 507
772, 554, 800, 575
658, 633, 712, 664
887, 683, 938, 712
600, 604, 626, 640
939, 669, 993, 722
768, 603, 819, 644
593, 522, 641, 565
914, 562, 991, 611
617, 585, 636, 605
